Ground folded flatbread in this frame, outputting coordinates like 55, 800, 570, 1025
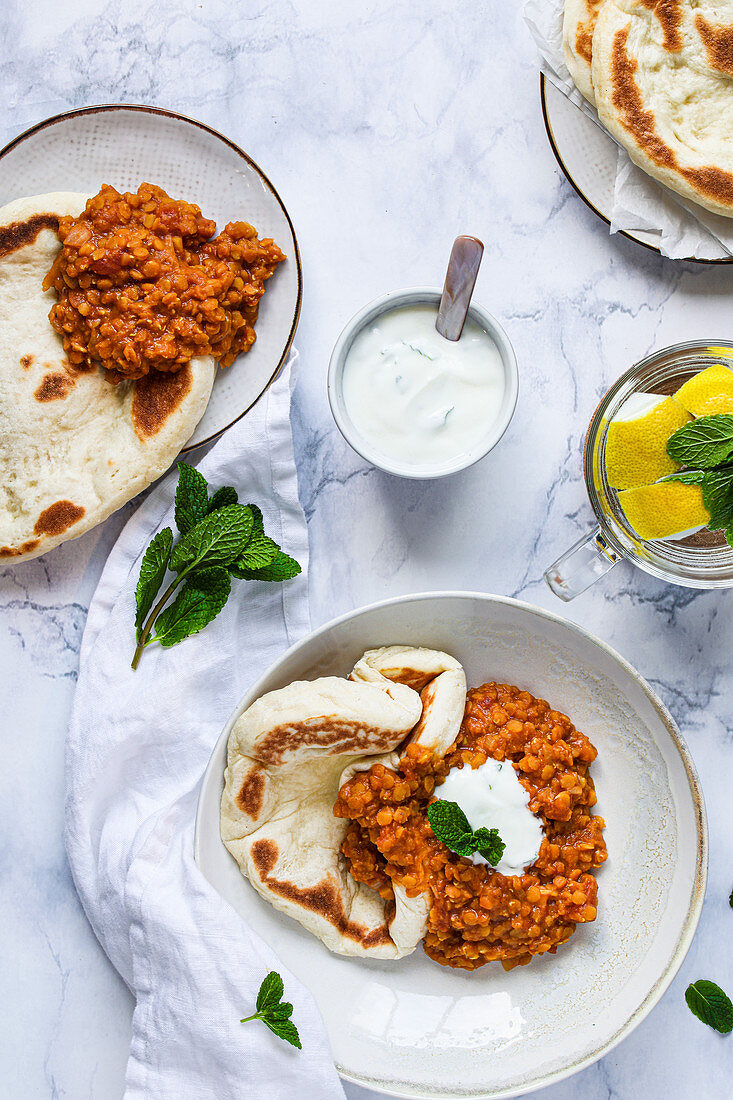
0, 192, 217, 562
221, 646, 466, 958
591, 0, 733, 218
563, 0, 606, 105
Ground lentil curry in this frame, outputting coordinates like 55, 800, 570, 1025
42, 183, 284, 382
334, 682, 606, 970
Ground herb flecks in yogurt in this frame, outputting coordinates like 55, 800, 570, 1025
437, 757, 544, 876
342, 303, 506, 468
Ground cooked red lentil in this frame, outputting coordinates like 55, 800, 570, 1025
42, 183, 285, 382
334, 682, 607, 970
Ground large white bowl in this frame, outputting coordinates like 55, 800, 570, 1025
195, 592, 707, 1098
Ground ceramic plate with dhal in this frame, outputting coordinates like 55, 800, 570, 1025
195, 593, 706, 1098
0, 104, 302, 449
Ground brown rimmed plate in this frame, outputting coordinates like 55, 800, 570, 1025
0, 104, 302, 448
540, 75, 733, 266
195, 591, 707, 1098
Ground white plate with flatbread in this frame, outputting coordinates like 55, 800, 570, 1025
0, 105, 301, 561
195, 592, 706, 1099
0, 104, 302, 451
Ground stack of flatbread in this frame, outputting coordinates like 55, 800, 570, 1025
0, 193, 216, 562
562, 0, 733, 218
221, 646, 467, 959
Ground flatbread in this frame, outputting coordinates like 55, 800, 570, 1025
220, 646, 466, 959
563, 0, 606, 105
592, 0, 733, 218
0, 193, 217, 562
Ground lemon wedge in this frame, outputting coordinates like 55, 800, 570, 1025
617, 481, 709, 541
672, 364, 733, 417
604, 394, 691, 490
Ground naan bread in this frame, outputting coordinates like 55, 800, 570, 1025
592, 0, 733, 218
221, 646, 466, 959
0, 193, 217, 562
563, 0, 606, 105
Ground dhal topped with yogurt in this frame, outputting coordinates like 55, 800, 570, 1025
341, 303, 507, 470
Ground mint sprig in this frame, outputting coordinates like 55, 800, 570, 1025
131, 463, 301, 669
667, 415, 733, 469
685, 980, 733, 1034
241, 971, 302, 1049
427, 799, 506, 867
666, 415, 733, 547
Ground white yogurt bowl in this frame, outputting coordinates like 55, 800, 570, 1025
327, 287, 519, 478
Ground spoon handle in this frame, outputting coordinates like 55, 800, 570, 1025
436, 235, 484, 342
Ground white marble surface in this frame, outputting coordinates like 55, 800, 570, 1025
1, 0, 732, 1097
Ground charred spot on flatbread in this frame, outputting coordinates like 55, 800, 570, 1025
610, 26, 733, 207
34, 500, 85, 537
131, 364, 193, 439
20, 354, 34, 369
695, 15, 733, 78
34, 371, 75, 402
0, 538, 40, 558
256, 718, 400, 767
236, 768, 266, 818
0, 214, 59, 259
250, 839, 392, 948
640, 0, 683, 53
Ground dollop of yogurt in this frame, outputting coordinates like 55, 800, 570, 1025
438, 758, 544, 876
341, 303, 506, 468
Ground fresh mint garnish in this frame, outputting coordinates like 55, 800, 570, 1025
207, 484, 239, 513
174, 462, 210, 534
685, 980, 733, 1034
131, 465, 301, 669
241, 971, 302, 1049
151, 567, 231, 648
427, 799, 506, 868
667, 415, 733, 469
134, 527, 173, 642
665, 416, 733, 547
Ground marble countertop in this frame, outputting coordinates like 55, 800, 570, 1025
2, 1, 732, 1097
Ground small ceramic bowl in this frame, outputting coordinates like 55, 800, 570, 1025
327, 287, 519, 478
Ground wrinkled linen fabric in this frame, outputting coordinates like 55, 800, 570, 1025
66, 355, 346, 1100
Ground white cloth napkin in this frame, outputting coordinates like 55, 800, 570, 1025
524, 0, 733, 259
66, 355, 346, 1100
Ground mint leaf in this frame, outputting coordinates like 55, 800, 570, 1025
134, 527, 173, 642
256, 971, 284, 1012
208, 485, 238, 513
428, 800, 506, 867
685, 980, 733, 1034
151, 567, 230, 647
729, 886, 733, 909
230, 533, 280, 576
263, 1018, 301, 1049
170, 504, 254, 572
242, 971, 302, 1050
699, 465, 733, 534
474, 827, 506, 868
234, 549, 302, 583
667, 415, 733, 469
427, 800, 473, 848
664, 469, 707, 485
174, 462, 209, 535
248, 503, 265, 537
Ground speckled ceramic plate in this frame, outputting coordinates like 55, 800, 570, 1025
0, 104, 302, 449
540, 75, 732, 265
195, 592, 707, 1099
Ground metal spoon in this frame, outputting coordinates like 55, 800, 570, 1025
436, 235, 484, 342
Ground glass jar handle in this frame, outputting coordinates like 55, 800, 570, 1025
544, 525, 619, 601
